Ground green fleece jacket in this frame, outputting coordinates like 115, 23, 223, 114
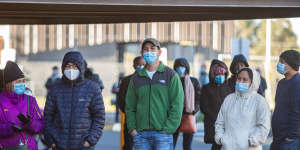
125, 63, 184, 134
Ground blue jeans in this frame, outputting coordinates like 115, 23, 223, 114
133, 131, 174, 150
271, 138, 300, 150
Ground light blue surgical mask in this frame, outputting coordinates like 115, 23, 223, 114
277, 62, 287, 75
64, 69, 80, 80
143, 52, 158, 65
176, 67, 186, 77
14, 83, 26, 95
215, 75, 225, 84
136, 65, 144, 72
236, 82, 249, 93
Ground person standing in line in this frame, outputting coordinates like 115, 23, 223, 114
199, 64, 209, 88
256, 68, 267, 97
271, 50, 300, 150
0, 61, 45, 150
45, 66, 61, 95
111, 73, 124, 123
44, 51, 105, 150
227, 54, 249, 93
125, 38, 184, 150
172, 58, 201, 150
117, 56, 145, 150
200, 59, 232, 150
215, 67, 270, 150
84, 61, 105, 91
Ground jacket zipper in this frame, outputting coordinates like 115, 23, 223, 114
148, 78, 152, 129
68, 81, 74, 150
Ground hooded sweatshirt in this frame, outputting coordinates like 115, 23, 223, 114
173, 58, 201, 114
228, 54, 249, 93
200, 59, 232, 144
0, 91, 44, 150
215, 68, 270, 150
44, 51, 105, 150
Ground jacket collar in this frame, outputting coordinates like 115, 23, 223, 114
138, 62, 165, 78
2, 90, 25, 104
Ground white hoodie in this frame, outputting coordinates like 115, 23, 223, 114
215, 68, 270, 150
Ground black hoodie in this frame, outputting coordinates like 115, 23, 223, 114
200, 59, 232, 144
228, 54, 249, 93
174, 58, 201, 114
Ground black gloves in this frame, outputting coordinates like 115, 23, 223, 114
17, 113, 31, 124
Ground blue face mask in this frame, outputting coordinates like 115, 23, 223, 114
176, 67, 186, 77
143, 52, 158, 65
215, 75, 225, 84
236, 82, 249, 93
136, 65, 144, 71
14, 83, 26, 95
277, 62, 287, 75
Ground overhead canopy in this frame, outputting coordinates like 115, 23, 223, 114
0, 0, 300, 24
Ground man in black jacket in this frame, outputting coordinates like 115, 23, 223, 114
117, 56, 145, 150
200, 59, 232, 150
44, 51, 105, 150
173, 58, 201, 150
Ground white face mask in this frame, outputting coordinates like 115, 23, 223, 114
64, 69, 80, 81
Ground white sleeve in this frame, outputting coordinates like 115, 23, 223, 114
215, 102, 226, 145
249, 98, 271, 146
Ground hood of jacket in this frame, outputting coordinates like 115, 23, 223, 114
208, 59, 229, 84
174, 58, 190, 75
230, 54, 249, 75
61, 51, 86, 84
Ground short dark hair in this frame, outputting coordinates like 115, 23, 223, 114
133, 56, 143, 69
238, 68, 253, 82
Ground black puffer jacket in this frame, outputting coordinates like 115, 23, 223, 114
44, 51, 105, 150
200, 59, 232, 144
174, 58, 201, 114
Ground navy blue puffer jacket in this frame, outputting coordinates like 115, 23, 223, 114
44, 51, 105, 150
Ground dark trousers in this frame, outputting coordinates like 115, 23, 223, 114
122, 119, 133, 150
173, 132, 194, 150
271, 138, 300, 150
211, 143, 222, 150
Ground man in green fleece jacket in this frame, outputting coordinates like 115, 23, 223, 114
125, 38, 184, 150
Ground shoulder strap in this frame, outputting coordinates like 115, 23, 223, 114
25, 96, 30, 144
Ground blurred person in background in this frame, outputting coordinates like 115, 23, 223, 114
84, 60, 105, 91
118, 56, 145, 150
200, 59, 232, 150
173, 58, 201, 150
256, 68, 267, 97
45, 66, 61, 96
0, 61, 45, 150
199, 64, 209, 88
111, 72, 124, 123
228, 54, 249, 93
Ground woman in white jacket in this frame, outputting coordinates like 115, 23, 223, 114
215, 67, 270, 150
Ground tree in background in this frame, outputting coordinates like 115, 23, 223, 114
236, 19, 299, 56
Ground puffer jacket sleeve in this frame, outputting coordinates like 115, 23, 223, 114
215, 98, 226, 145
44, 92, 59, 146
86, 88, 105, 146
125, 80, 137, 133
248, 97, 271, 146
25, 97, 45, 134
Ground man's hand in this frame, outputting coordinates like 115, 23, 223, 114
84, 141, 91, 147
130, 130, 137, 136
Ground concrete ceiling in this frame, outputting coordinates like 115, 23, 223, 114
0, 0, 300, 24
